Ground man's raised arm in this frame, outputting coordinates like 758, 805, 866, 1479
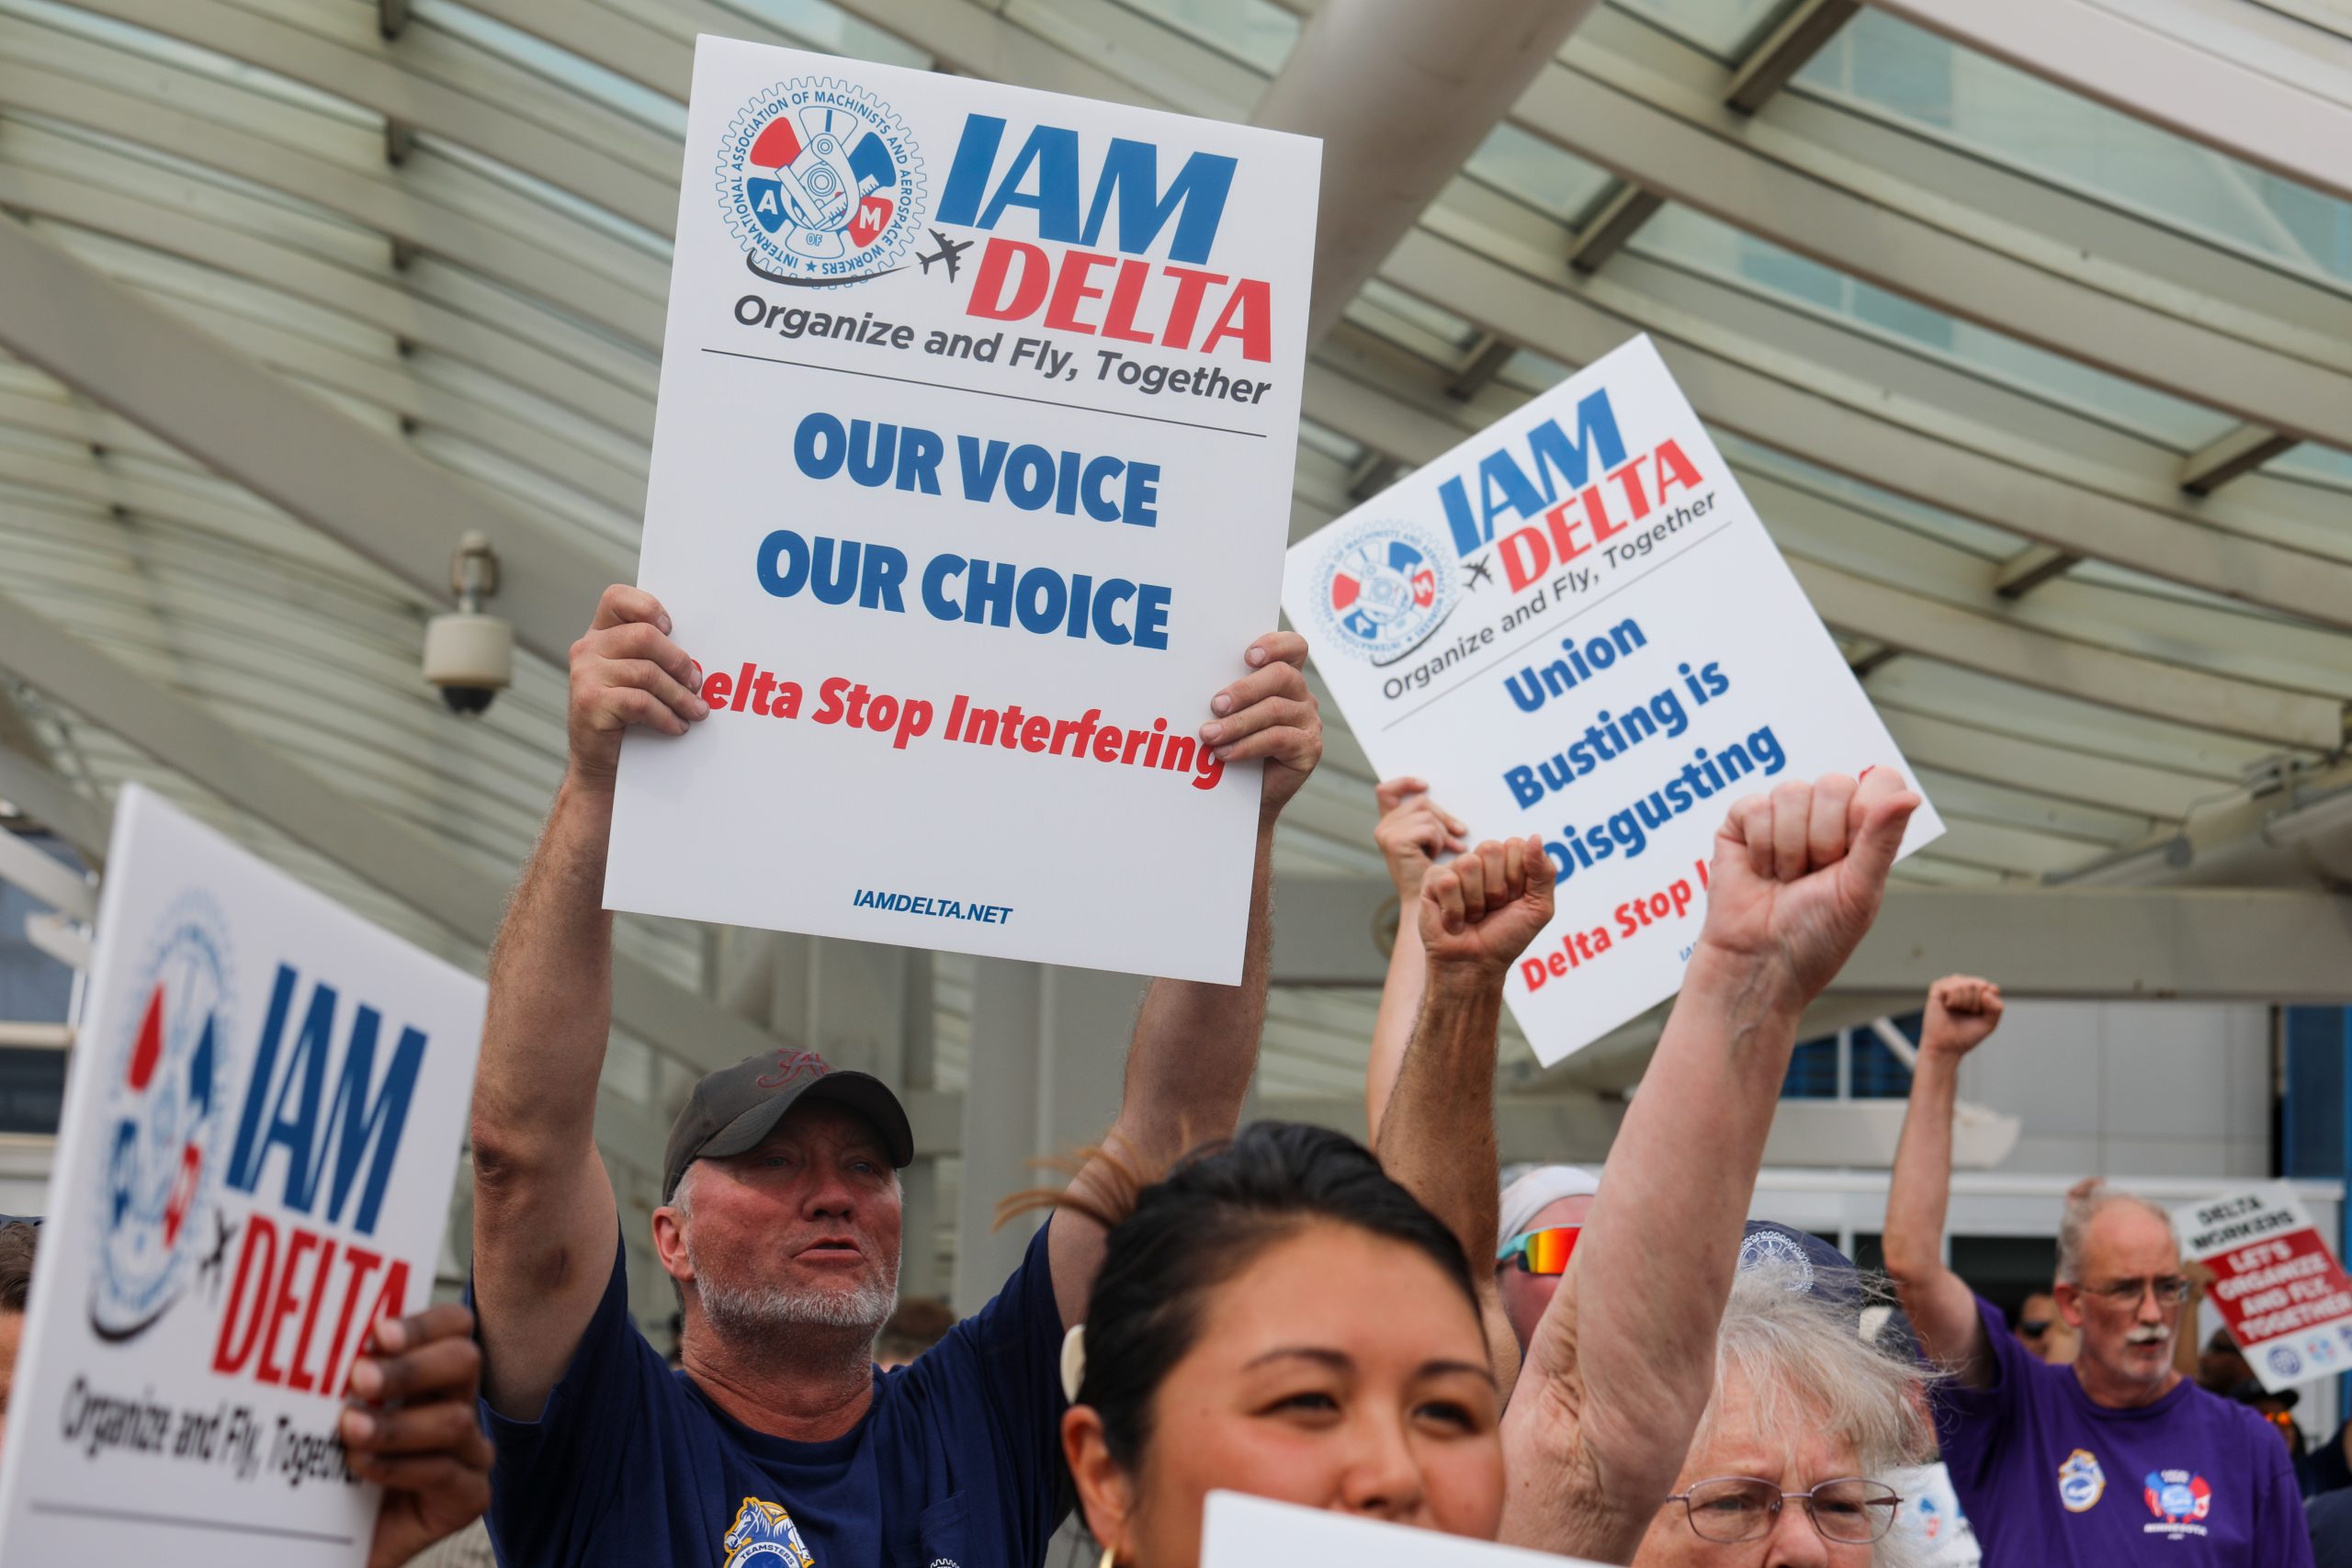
1379, 835, 1555, 1392
470, 585, 707, 1419
1048, 632, 1323, 1327
1885, 975, 2007, 1387
1502, 772, 1920, 1562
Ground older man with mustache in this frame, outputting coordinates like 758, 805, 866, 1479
1884, 976, 2311, 1567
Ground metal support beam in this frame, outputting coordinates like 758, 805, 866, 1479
0, 593, 786, 1082
1871, 0, 2352, 205
0, 740, 108, 863
1514, 46, 2352, 452
0, 831, 93, 922
1994, 544, 2082, 599
2181, 425, 2300, 496
384, 120, 415, 168
1343, 451, 1404, 502
1252, 0, 1603, 341
0, 215, 619, 667
1449, 334, 1516, 400
1724, 0, 1862, 114
378, 0, 409, 41
1272, 878, 2352, 1002
1846, 640, 1900, 679
1566, 184, 1663, 274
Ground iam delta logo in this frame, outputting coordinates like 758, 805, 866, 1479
2143, 1469, 2213, 1531
92, 891, 236, 1341
717, 78, 924, 287
1313, 520, 1455, 666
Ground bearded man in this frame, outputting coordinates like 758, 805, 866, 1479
470, 586, 1321, 1568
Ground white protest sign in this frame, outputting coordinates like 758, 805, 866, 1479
2176, 1182, 2352, 1392
0, 786, 484, 1565
1283, 335, 1939, 1064
1202, 1491, 1604, 1566
604, 37, 1319, 985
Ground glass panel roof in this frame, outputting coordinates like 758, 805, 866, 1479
1106, 0, 1298, 73
1463, 122, 1618, 225
1796, 7, 2352, 290
3, 0, 2349, 1137
1627, 204, 2245, 451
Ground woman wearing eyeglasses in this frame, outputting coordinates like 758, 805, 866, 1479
1632, 1260, 1931, 1565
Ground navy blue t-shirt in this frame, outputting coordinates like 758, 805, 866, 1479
482, 1223, 1069, 1568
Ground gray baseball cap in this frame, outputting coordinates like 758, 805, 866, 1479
662, 1048, 913, 1201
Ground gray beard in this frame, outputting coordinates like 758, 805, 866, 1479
690, 1239, 899, 1338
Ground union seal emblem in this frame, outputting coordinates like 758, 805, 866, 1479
1312, 520, 1454, 665
91, 892, 235, 1341
717, 78, 924, 287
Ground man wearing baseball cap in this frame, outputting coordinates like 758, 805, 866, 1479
469, 585, 1322, 1568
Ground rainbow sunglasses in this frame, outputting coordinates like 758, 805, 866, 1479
1496, 1224, 1582, 1275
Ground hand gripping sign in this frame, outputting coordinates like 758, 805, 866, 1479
1283, 335, 1941, 1065
603, 38, 1319, 985
2176, 1182, 2352, 1392
0, 786, 483, 1566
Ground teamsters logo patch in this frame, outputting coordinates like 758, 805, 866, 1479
718, 79, 924, 287
1312, 520, 1455, 666
92, 891, 236, 1341
723, 1497, 817, 1567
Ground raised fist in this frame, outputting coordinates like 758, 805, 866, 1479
1924, 975, 2004, 1057
1695, 770, 1921, 1011
566, 584, 707, 790
1374, 777, 1468, 899
1419, 836, 1555, 982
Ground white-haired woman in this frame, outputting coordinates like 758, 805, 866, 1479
1634, 1262, 1938, 1568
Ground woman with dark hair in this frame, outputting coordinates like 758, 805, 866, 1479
1052, 1120, 1509, 1566
1036, 772, 1922, 1568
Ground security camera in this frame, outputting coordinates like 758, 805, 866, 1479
424, 532, 512, 716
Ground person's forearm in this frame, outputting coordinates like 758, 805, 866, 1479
472, 775, 618, 1174
1382, 964, 1502, 1273
1883, 1050, 1962, 1284
1108, 823, 1274, 1163
1556, 950, 1799, 1402
1365, 900, 1427, 1145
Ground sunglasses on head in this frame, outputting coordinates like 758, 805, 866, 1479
1497, 1225, 1581, 1275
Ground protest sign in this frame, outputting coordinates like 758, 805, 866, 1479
2176, 1182, 2352, 1392
1283, 335, 1940, 1064
1202, 1491, 1604, 1567
0, 786, 484, 1565
603, 37, 1319, 985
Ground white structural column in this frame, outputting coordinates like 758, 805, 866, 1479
0, 216, 620, 665
1871, 0, 2352, 205
714, 930, 950, 1298
1270, 876, 2352, 1001
1252, 0, 1603, 341
953, 961, 1143, 1313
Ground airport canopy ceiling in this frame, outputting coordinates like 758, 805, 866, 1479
0, 0, 2348, 1127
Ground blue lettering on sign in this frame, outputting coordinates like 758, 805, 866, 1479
1437, 389, 1629, 556
935, 115, 1238, 265
224, 964, 426, 1236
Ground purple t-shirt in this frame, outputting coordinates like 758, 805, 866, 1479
1936, 1294, 2312, 1567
